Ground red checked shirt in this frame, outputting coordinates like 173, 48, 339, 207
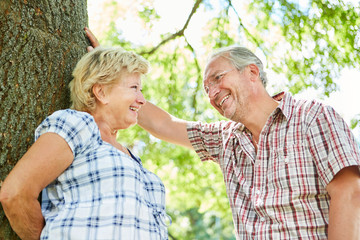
187, 92, 360, 239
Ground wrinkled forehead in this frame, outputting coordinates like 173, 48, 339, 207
203, 56, 233, 81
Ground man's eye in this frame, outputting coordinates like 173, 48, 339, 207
215, 74, 223, 81
204, 86, 209, 94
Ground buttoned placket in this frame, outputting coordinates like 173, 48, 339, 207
252, 113, 278, 225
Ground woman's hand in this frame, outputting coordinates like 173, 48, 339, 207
85, 27, 100, 52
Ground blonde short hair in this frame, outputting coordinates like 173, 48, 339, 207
69, 47, 150, 112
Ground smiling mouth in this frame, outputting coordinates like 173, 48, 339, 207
219, 95, 230, 107
129, 107, 139, 112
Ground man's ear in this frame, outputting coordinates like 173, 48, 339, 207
248, 64, 260, 81
92, 83, 109, 104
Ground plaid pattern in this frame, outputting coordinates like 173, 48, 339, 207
187, 92, 360, 239
35, 109, 170, 240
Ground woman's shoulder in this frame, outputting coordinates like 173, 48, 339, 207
36, 109, 99, 138
45, 109, 96, 128
51, 109, 93, 121
35, 109, 101, 155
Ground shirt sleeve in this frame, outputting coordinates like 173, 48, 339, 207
307, 105, 360, 186
35, 109, 100, 158
187, 121, 228, 163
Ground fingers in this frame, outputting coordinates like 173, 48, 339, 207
87, 46, 94, 52
84, 27, 100, 49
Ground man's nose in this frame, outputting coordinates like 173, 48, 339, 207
208, 84, 220, 99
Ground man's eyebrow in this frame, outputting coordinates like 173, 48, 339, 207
204, 70, 221, 82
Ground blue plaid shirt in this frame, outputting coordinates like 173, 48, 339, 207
35, 109, 170, 239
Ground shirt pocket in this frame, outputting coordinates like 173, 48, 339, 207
267, 143, 316, 194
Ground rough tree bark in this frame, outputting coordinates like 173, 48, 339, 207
0, 0, 89, 238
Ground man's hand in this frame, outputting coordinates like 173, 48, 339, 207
85, 27, 100, 52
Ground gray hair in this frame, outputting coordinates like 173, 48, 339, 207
209, 46, 268, 87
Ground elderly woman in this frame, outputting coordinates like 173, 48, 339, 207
0, 47, 170, 239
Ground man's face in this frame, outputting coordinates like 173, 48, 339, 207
203, 56, 251, 122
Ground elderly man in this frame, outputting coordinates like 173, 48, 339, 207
85, 28, 360, 239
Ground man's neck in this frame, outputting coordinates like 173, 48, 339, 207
242, 95, 279, 142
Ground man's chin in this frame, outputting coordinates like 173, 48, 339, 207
216, 106, 235, 120
222, 110, 234, 120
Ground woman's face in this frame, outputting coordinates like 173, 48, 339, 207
104, 71, 145, 129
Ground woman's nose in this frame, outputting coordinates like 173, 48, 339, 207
137, 91, 146, 105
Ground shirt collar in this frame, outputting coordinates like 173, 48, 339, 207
237, 91, 294, 133
272, 91, 294, 121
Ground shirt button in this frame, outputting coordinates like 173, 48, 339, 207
255, 198, 263, 206
260, 217, 265, 222
256, 190, 261, 195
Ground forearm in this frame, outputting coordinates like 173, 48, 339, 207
328, 193, 360, 239
327, 166, 360, 240
1, 194, 44, 239
138, 102, 192, 148
138, 101, 172, 137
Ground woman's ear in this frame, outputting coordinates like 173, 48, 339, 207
92, 83, 109, 104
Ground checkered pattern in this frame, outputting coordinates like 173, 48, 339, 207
187, 92, 360, 239
35, 109, 170, 240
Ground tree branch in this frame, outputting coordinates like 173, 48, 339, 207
141, 0, 204, 56
184, 36, 203, 120
227, 0, 270, 64
227, 0, 261, 47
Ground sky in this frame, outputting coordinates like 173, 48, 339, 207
88, 0, 360, 144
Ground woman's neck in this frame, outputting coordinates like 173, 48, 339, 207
91, 111, 130, 156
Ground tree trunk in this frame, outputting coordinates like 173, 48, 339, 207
0, 0, 89, 238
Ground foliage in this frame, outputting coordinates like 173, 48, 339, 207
89, 0, 360, 238
250, 0, 360, 96
350, 114, 360, 129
